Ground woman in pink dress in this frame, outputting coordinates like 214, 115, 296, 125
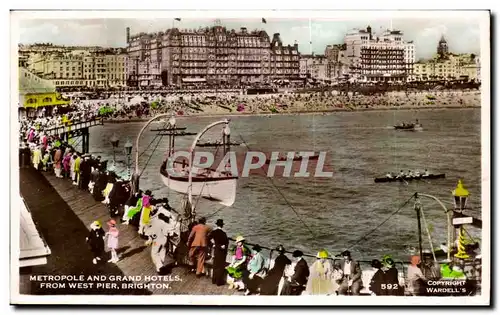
106, 219, 120, 263
62, 152, 72, 178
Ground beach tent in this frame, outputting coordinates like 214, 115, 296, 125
128, 95, 145, 105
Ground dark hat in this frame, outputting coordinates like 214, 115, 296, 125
341, 250, 351, 257
292, 250, 303, 258
215, 219, 224, 227
145, 190, 152, 196
276, 244, 285, 253
252, 244, 262, 252
371, 259, 382, 269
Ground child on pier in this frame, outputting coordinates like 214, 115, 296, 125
106, 219, 120, 263
86, 221, 105, 264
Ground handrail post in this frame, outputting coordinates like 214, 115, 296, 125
417, 193, 452, 262
187, 119, 229, 220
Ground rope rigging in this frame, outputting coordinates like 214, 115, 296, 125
238, 134, 317, 238
137, 120, 172, 175
346, 193, 417, 250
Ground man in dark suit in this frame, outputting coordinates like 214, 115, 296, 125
281, 250, 309, 295
338, 250, 363, 295
208, 219, 229, 286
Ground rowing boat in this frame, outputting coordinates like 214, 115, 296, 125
374, 173, 445, 183
265, 154, 320, 164
394, 124, 424, 131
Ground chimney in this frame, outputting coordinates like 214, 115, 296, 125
367, 25, 372, 40
126, 27, 130, 44
271, 33, 282, 46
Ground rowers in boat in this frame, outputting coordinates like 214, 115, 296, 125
197, 139, 242, 147
265, 152, 320, 163
394, 119, 423, 131
375, 169, 445, 183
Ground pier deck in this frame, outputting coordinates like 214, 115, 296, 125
19, 167, 241, 296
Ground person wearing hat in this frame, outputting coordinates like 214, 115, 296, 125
187, 217, 212, 277
304, 249, 336, 295
280, 250, 309, 296
369, 259, 386, 296
106, 219, 120, 263
78, 154, 92, 190
243, 244, 266, 295
208, 219, 229, 286
86, 221, 106, 264
53, 146, 63, 178
338, 250, 362, 295
139, 190, 153, 235
73, 152, 81, 186
382, 256, 402, 296
122, 191, 142, 224
260, 245, 292, 295
226, 235, 251, 290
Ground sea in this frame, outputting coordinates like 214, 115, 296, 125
86, 108, 482, 262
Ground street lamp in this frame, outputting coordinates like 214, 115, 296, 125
110, 133, 119, 169
124, 139, 133, 179
452, 179, 469, 212
452, 179, 472, 260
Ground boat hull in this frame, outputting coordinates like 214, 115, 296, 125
394, 125, 424, 131
374, 174, 445, 183
160, 171, 238, 207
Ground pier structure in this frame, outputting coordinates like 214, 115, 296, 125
43, 118, 103, 153
18, 167, 241, 295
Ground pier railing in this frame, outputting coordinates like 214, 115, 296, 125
43, 118, 104, 137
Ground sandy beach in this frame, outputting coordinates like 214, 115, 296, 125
104, 90, 482, 123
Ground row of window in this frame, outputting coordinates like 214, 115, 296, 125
26, 97, 53, 104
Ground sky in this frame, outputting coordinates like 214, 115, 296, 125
17, 17, 481, 60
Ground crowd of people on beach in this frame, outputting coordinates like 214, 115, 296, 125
20, 88, 480, 127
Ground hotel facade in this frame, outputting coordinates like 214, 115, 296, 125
25, 48, 127, 89
126, 25, 300, 87
340, 26, 416, 82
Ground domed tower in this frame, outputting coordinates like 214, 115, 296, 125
437, 35, 448, 58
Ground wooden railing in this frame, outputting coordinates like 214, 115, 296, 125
43, 118, 103, 137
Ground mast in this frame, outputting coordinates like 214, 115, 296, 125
187, 119, 230, 220
414, 195, 424, 262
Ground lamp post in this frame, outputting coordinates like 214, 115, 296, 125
124, 139, 133, 180
452, 179, 471, 260
110, 134, 119, 169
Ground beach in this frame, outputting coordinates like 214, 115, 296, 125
103, 90, 482, 122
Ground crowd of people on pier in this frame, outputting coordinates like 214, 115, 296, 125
19, 102, 481, 297
19, 125, 420, 296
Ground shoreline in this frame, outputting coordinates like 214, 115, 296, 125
103, 105, 481, 123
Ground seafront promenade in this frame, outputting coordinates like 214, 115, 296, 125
19, 167, 241, 296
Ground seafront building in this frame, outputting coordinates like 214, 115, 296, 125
339, 26, 416, 82
299, 54, 330, 82
125, 25, 301, 87
24, 46, 127, 89
18, 67, 70, 117
413, 36, 481, 82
